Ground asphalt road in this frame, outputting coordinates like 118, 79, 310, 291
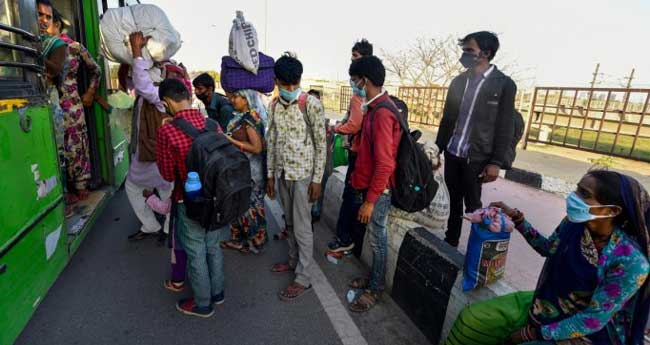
15, 188, 429, 345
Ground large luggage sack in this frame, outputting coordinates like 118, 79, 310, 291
100, 4, 182, 65
228, 11, 260, 74
220, 53, 275, 93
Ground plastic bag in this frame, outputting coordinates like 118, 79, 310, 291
332, 134, 349, 168
100, 4, 182, 64
462, 208, 512, 291
228, 11, 260, 75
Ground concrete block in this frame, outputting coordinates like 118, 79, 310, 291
504, 168, 543, 189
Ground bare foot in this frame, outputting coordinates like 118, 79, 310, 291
77, 189, 89, 200
65, 193, 79, 205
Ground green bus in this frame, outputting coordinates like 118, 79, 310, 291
0, 1, 135, 343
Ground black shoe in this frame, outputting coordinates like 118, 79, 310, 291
157, 231, 167, 246
128, 230, 152, 241
328, 238, 355, 253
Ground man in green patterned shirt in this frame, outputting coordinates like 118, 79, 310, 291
267, 53, 327, 301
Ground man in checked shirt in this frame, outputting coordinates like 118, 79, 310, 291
156, 79, 226, 318
266, 53, 327, 301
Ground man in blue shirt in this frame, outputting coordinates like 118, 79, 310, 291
192, 73, 234, 130
436, 31, 517, 247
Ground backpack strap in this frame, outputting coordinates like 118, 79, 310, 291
369, 100, 408, 157
204, 118, 219, 132
298, 92, 309, 122
171, 117, 201, 139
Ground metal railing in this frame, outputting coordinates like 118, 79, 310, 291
397, 86, 448, 127
339, 86, 352, 113
523, 87, 650, 162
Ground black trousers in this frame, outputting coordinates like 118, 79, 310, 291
443, 152, 486, 247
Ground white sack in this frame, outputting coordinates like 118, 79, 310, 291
100, 4, 181, 65
228, 11, 260, 74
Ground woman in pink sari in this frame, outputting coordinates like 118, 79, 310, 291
48, 9, 101, 203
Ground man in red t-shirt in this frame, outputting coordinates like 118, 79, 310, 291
156, 79, 225, 318
345, 56, 402, 313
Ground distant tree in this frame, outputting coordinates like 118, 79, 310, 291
382, 35, 524, 87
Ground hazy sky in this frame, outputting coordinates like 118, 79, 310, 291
142, 0, 649, 89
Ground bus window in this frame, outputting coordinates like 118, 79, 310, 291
0, 0, 42, 99
0, 1, 23, 78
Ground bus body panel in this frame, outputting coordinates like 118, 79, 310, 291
0, 104, 63, 247
0, 201, 67, 345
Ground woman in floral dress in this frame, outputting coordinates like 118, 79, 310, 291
49, 10, 101, 201
220, 89, 267, 253
446, 170, 650, 345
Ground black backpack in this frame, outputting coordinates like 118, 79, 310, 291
389, 95, 408, 122
371, 101, 438, 213
171, 118, 252, 230
502, 110, 525, 170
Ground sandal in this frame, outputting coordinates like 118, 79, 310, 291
220, 240, 247, 253
279, 282, 312, 301
270, 262, 294, 274
348, 277, 370, 290
164, 280, 185, 292
65, 193, 79, 205
273, 228, 289, 241
65, 205, 75, 218
349, 290, 381, 313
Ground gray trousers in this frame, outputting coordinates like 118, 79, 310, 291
278, 177, 313, 287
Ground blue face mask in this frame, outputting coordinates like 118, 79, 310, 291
566, 192, 616, 223
279, 87, 301, 102
350, 79, 366, 98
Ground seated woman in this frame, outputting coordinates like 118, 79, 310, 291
446, 170, 650, 345
220, 89, 267, 254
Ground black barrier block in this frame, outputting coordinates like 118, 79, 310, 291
392, 228, 465, 344
504, 168, 543, 189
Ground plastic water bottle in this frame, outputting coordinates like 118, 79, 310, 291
346, 288, 363, 303
184, 171, 202, 201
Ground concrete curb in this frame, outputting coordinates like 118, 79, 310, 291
499, 167, 574, 197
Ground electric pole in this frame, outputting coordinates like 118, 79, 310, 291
625, 68, 635, 89
589, 63, 600, 88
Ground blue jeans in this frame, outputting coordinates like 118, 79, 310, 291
177, 203, 226, 307
367, 193, 392, 293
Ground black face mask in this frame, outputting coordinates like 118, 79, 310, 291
196, 92, 210, 103
459, 52, 480, 69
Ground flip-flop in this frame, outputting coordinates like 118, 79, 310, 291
220, 240, 248, 253
270, 263, 294, 274
273, 229, 289, 240
348, 277, 370, 289
349, 290, 380, 313
279, 283, 312, 301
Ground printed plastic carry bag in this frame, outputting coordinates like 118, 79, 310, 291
100, 4, 182, 65
462, 208, 513, 291
228, 11, 260, 74
390, 142, 450, 230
